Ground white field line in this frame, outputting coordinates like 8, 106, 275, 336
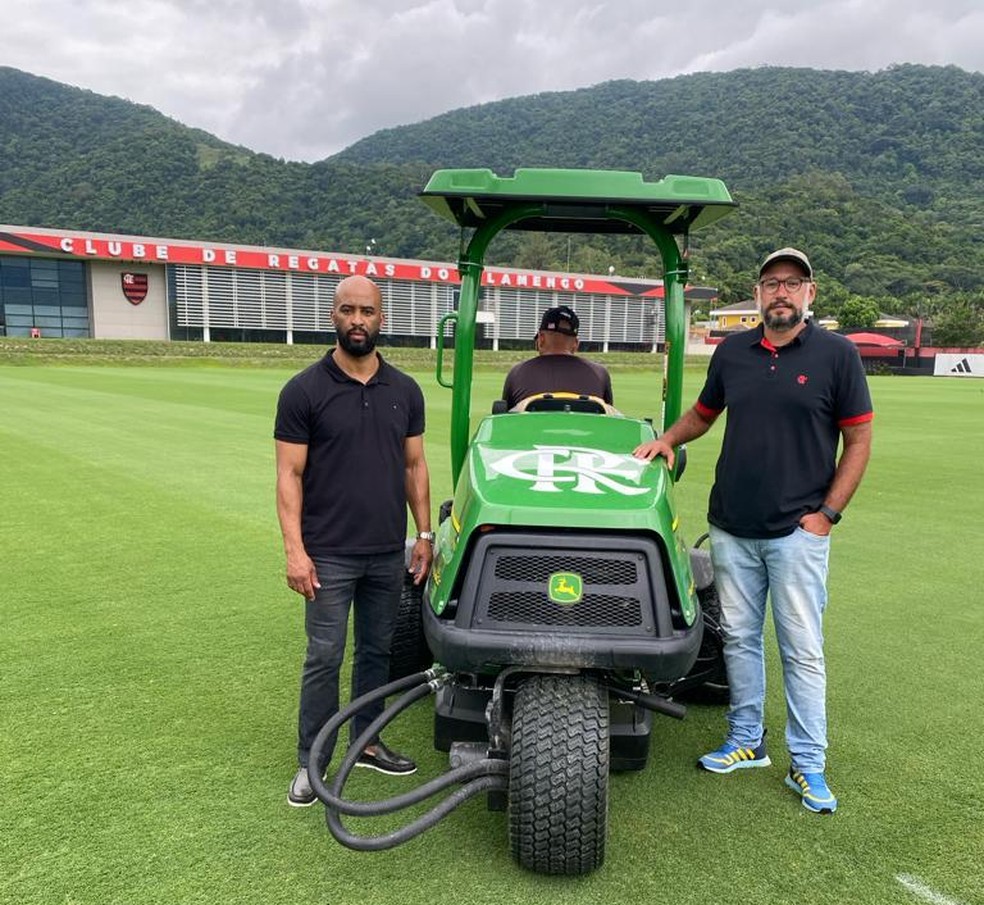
896, 874, 968, 905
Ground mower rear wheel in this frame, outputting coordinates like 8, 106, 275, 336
508, 674, 609, 875
388, 572, 433, 682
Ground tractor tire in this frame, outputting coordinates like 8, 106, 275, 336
508, 674, 609, 876
387, 572, 433, 682
685, 583, 730, 705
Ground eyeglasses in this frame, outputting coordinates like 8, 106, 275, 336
759, 277, 810, 293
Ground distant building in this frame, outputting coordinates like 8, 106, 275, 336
709, 299, 761, 331
816, 314, 911, 331
0, 225, 718, 352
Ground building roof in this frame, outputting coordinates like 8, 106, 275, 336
710, 299, 758, 315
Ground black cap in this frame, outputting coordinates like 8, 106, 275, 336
539, 305, 579, 336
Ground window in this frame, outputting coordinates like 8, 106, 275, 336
0, 256, 89, 337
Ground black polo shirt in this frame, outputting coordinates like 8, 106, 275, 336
274, 351, 425, 556
696, 321, 873, 538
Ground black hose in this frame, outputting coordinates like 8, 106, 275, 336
307, 668, 435, 802
313, 680, 509, 816
306, 667, 510, 851
326, 774, 509, 852
325, 681, 509, 847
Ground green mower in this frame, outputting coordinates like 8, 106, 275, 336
311, 167, 736, 875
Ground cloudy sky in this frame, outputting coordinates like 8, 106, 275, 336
3, 0, 982, 162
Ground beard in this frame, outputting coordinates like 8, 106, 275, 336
337, 327, 379, 357
762, 303, 804, 332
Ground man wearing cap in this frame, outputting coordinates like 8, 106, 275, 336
501, 305, 614, 409
633, 248, 873, 814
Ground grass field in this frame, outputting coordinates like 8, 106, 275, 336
2, 348, 983, 905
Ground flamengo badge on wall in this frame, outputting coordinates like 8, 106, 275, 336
122, 272, 148, 305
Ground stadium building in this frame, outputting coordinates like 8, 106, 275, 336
0, 226, 717, 352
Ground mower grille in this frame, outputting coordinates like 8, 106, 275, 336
487, 591, 642, 626
495, 555, 637, 585
467, 543, 659, 636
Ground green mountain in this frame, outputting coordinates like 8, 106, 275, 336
0, 67, 448, 255
1, 64, 982, 338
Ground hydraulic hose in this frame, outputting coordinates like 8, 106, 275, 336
306, 667, 509, 851
327, 773, 509, 852
307, 676, 435, 809
307, 667, 436, 800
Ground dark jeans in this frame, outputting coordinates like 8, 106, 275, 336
297, 550, 405, 770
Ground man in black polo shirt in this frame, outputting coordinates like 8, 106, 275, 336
501, 305, 614, 408
275, 275, 433, 807
634, 247, 872, 814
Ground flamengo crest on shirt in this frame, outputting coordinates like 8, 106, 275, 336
122, 272, 148, 305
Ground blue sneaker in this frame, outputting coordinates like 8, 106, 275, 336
785, 768, 838, 813
697, 732, 771, 773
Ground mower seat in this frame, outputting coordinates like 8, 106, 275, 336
518, 392, 609, 414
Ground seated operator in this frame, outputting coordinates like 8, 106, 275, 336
501, 305, 614, 409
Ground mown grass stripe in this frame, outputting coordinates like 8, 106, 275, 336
2, 363, 982, 905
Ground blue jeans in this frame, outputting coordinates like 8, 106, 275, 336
297, 550, 405, 770
709, 525, 831, 773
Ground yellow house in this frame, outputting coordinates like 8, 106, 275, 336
709, 300, 761, 330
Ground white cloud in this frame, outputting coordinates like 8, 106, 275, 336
1, 0, 981, 161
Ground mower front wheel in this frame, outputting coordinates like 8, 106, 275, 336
508, 674, 609, 875
388, 572, 433, 683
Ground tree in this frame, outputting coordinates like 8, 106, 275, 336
515, 233, 557, 271
837, 297, 881, 329
930, 299, 984, 348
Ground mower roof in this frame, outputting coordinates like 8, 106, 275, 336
419, 168, 737, 235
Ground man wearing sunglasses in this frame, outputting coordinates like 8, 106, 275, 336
633, 247, 873, 814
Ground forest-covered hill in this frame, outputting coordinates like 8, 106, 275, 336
1, 64, 981, 341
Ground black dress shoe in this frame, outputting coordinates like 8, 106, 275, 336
287, 766, 317, 807
355, 740, 417, 775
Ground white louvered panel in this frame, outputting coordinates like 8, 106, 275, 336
499, 288, 540, 340
383, 280, 414, 335
411, 283, 431, 335
215, 269, 265, 329
631, 297, 650, 344
204, 267, 237, 327
169, 263, 661, 345
611, 296, 631, 343
314, 274, 340, 330
290, 272, 317, 330
260, 271, 288, 329
575, 294, 601, 343
172, 265, 204, 326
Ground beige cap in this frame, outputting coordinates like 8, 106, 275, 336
759, 247, 813, 278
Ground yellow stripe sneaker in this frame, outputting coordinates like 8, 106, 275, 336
697, 732, 771, 773
785, 768, 838, 813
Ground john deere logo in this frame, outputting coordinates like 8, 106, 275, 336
548, 572, 583, 605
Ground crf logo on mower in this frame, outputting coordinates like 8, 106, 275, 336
487, 446, 648, 495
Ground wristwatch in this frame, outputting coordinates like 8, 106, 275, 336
416, 531, 435, 543
817, 505, 842, 525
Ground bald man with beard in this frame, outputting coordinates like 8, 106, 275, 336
275, 275, 433, 806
